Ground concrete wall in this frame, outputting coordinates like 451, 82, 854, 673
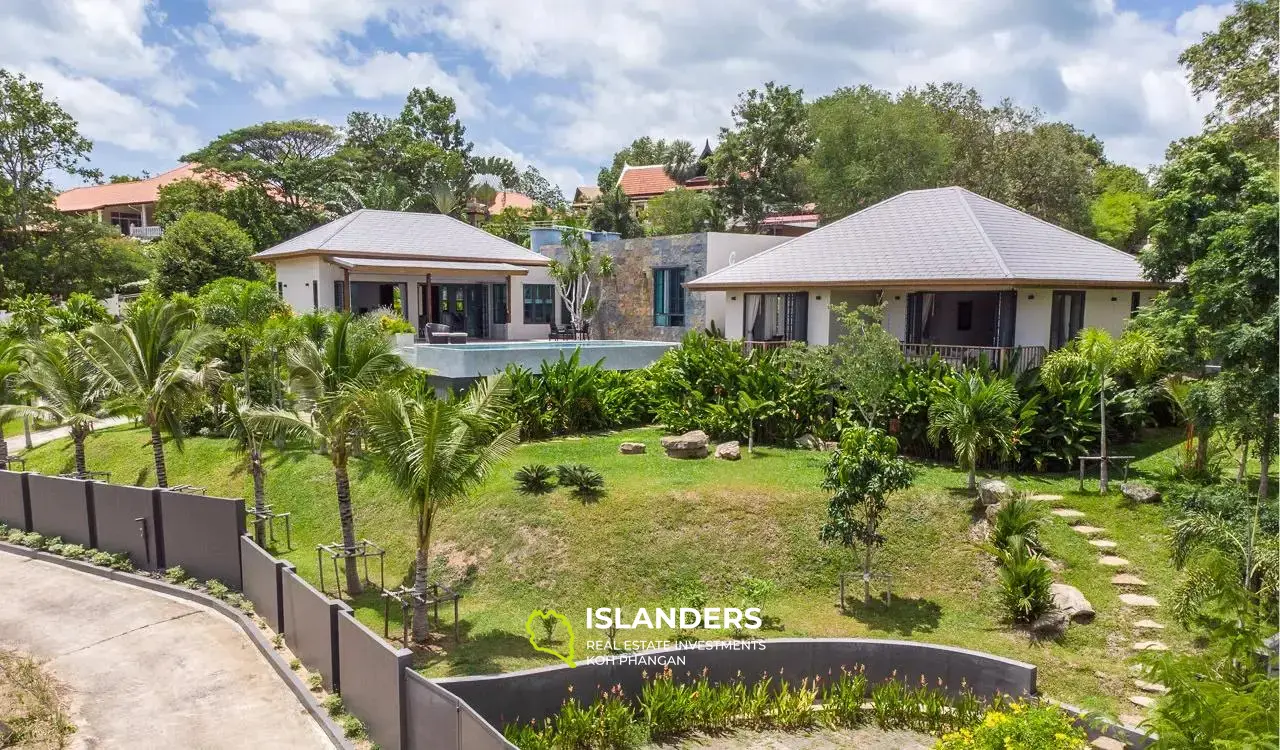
337, 611, 414, 750
0, 471, 28, 530
241, 535, 288, 633
404, 671, 515, 750
274, 256, 328, 313
26, 474, 94, 547
91, 483, 159, 571
159, 490, 245, 588
704, 234, 787, 333
283, 569, 346, 692
436, 638, 1036, 731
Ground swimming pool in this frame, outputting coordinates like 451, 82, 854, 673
402, 339, 678, 382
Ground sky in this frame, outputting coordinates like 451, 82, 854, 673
0, 0, 1231, 198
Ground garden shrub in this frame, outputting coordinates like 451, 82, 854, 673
934, 700, 1088, 749
990, 497, 1048, 554
164, 566, 190, 585
20, 532, 45, 549
994, 540, 1054, 624
556, 464, 605, 496
514, 464, 557, 495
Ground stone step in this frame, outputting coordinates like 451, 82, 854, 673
1099, 556, 1130, 567
1111, 574, 1148, 586
1089, 539, 1119, 550
1127, 695, 1156, 708
1051, 508, 1086, 521
1032, 494, 1065, 502
1073, 525, 1107, 536
1132, 640, 1168, 652
1119, 714, 1146, 728
1091, 737, 1126, 750
1132, 619, 1165, 630
1134, 679, 1169, 694
1120, 593, 1160, 608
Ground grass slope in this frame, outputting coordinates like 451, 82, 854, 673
22, 424, 1264, 718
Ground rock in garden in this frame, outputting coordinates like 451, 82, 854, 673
1031, 610, 1070, 638
1111, 574, 1148, 587
1119, 593, 1159, 608
618, 442, 646, 455
795, 433, 823, 450
823, 441, 839, 451
1131, 641, 1168, 652
1091, 737, 1126, 750
1099, 555, 1130, 567
1127, 695, 1155, 708
984, 501, 1003, 522
1121, 483, 1161, 504
660, 430, 709, 459
977, 479, 1012, 506
1132, 619, 1164, 630
714, 441, 740, 461
1050, 583, 1095, 624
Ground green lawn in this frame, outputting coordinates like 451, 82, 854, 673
20, 424, 1271, 718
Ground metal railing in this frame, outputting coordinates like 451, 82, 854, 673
743, 339, 796, 353
129, 225, 163, 239
899, 343, 1046, 373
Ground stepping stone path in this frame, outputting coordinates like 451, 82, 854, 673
1134, 680, 1169, 694
1051, 507, 1085, 521
1091, 737, 1126, 750
1132, 619, 1165, 630
1072, 525, 1106, 536
1131, 641, 1168, 652
1111, 573, 1148, 586
1032, 494, 1065, 502
1128, 695, 1156, 708
1089, 539, 1119, 550
1099, 555, 1130, 567
1119, 714, 1146, 729
1120, 593, 1160, 608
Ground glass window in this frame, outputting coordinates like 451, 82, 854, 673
956, 300, 973, 331
653, 267, 686, 327
492, 284, 508, 324
1050, 291, 1086, 349
523, 284, 554, 324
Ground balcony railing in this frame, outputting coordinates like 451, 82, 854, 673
129, 225, 163, 240
744, 339, 798, 353
900, 343, 1046, 373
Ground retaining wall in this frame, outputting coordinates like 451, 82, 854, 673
91, 483, 160, 570
283, 568, 346, 692
158, 489, 245, 588
26, 473, 94, 547
337, 611, 414, 750
0, 471, 28, 529
240, 535, 287, 633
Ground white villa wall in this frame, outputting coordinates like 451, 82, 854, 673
1013, 289, 1053, 349
881, 290, 909, 341
807, 293, 831, 345
702, 234, 787, 334
274, 256, 326, 313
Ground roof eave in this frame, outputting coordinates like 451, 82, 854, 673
684, 277, 1168, 291
252, 248, 551, 266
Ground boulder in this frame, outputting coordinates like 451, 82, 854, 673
714, 441, 740, 461
977, 479, 1013, 506
984, 501, 1003, 523
618, 442, 646, 455
1121, 483, 1161, 504
823, 441, 839, 452
660, 430, 709, 459
1051, 583, 1095, 624
795, 433, 823, 451
1030, 610, 1070, 639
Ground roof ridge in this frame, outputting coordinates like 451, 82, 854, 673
689, 190, 918, 285
952, 187, 1013, 279
958, 186, 1146, 265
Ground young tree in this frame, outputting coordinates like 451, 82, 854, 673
820, 425, 915, 605
196, 278, 287, 390
1041, 328, 1163, 492
20, 332, 106, 477
1090, 164, 1154, 252
643, 187, 714, 235
49, 293, 111, 334
80, 300, 219, 488
928, 370, 1019, 492
587, 185, 642, 238
219, 382, 271, 545
706, 82, 813, 232
362, 374, 519, 641
249, 314, 404, 595
825, 304, 905, 428
547, 228, 614, 334
152, 212, 261, 296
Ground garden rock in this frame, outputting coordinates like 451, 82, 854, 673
977, 479, 1012, 506
1120, 593, 1159, 608
1132, 619, 1164, 630
795, 433, 823, 450
618, 442, 646, 455
1050, 583, 1095, 623
714, 441, 740, 461
1121, 483, 1161, 504
1031, 610, 1070, 638
661, 430, 709, 459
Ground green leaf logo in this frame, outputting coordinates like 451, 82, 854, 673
525, 608, 576, 668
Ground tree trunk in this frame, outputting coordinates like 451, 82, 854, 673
862, 544, 873, 605
1195, 430, 1209, 473
411, 500, 435, 642
333, 458, 363, 595
1258, 431, 1272, 503
0, 424, 8, 470
150, 424, 168, 488
967, 466, 976, 492
22, 416, 32, 450
73, 428, 87, 478
1237, 440, 1250, 483
251, 447, 266, 546
1098, 383, 1110, 493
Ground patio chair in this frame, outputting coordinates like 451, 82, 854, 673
425, 323, 456, 344
575, 321, 589, 340
548, 323, 568, 340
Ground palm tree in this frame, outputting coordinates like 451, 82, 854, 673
249, 314, 403, 595
1170, 504, 1279, 626
80, 300, 220, 488
196, 278, 286, 392
19, 333, 107, 477
363, 374, 519, 641
927, 370, 1019, 492
1042, 328, 1162, 492
0, 339, 28, 469
220, 382, 271, 545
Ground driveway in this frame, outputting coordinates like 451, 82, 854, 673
0, 550, 332, 749
6, 417, 131, 455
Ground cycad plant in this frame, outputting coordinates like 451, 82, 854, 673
990, 496, 1048, 554
20, 333, 107, 477
80, 300, 219, 488
249, 313, 403, 595
362, 374, 518, 641
994, 538, 1054, 623
927, 370, 1019, 491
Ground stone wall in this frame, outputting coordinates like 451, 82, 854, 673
545, 233, 708, 342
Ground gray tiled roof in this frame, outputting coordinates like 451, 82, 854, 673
252, 209, 550, 265
687, 187, 1153, 288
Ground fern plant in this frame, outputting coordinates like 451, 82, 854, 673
557, 464, 605, 495
514, 464, 557, 495
990, 496, 1048, 554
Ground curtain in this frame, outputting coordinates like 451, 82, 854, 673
920, 293, 936, 342
745, 294, 764, 340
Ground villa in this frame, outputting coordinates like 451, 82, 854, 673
686, 186, 1164, 370
54, 163, 224, 239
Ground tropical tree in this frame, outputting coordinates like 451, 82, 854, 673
927, 371, 1019, 491
643, 187, 714, 235
19, 333, 105, 477
152, 212, 262, 296
363, 374, 519, 641
80, 300, 219, 488
219, 382, 271, 545
819, 425, 915, 605
0, 338, 27, 469
196, 278, 287, 390
547, 228, 614, 334
1041, 328, 1162, 492
249, 314, 404, 595
587, 185, 642, 238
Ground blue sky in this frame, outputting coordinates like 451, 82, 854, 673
0, 0, 1230, 197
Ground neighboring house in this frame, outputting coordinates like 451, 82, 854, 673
54, 163, 221, 240
686, 187, 1163, 370
571, 186, 601, 210
542, 230, 786, 341
488, 191, 535, 213
252, 209, 557, 341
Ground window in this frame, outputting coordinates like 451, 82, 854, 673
956, 300, 974, 331
744, 292, 808, 342
653, 267, 686, 327
1130, 291, 1141, 314
491, 284, 508, 324
276, 281, 284, 298
334, 281, 345, 311
523, 284, 554, 324
108, 211, 141, 235
312, 280, 319, 310
1049, 291, 1086, 349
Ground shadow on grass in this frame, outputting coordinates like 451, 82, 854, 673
413, 621, 539, 675
841, 594, 942, 636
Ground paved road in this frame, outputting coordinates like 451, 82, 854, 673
0, 550, 331, 750
6, 416, 132, 455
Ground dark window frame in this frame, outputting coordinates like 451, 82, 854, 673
653, 266, 687, 327
1049, 290, 1086, 349
523, 284, 555, 324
